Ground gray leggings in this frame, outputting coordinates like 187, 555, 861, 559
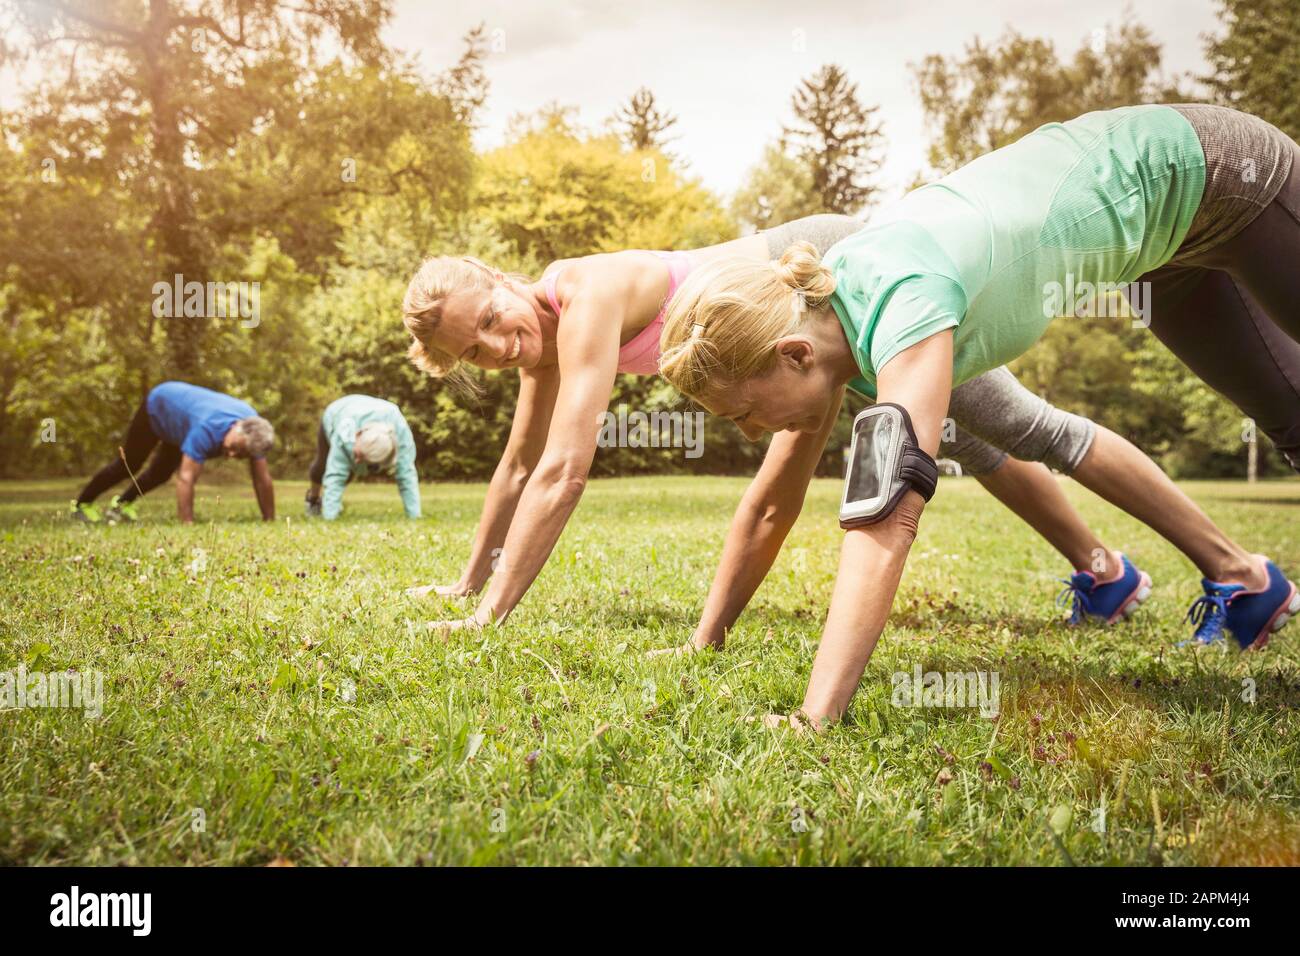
1140, 106, 1300, 471
763, 214, 1096, 474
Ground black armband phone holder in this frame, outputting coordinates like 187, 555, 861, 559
838, 403, 938, 529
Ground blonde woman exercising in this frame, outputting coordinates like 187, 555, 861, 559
659, 105, 1300, 729
401, 215, 1192, 632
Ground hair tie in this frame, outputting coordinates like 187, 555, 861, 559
691, 323, 706, 338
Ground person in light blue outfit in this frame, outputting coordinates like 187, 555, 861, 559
305, 395, 422, 520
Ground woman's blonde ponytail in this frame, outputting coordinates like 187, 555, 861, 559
659, 243, 836, 399
773, 240, 836, 305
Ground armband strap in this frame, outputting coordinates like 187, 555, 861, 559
898, 447, 938, 501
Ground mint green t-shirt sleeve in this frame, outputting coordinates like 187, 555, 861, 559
321, 439, 353, 521
393, 425, 421, 519
869, 274, 967, 376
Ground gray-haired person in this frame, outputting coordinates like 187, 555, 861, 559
73, 381, 276, 524
305, 395, 422, 520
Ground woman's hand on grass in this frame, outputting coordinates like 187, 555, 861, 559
425, 616, 483, 635
753, 711, 826, 734
407, 581, 476, 599
760, 713, 804, 732
645, 641, 695, 658
645, 632, 723, 658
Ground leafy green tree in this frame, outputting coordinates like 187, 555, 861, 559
3, 0, 392, 374
0, 287, 118, 476
0, 9, 480, 474
202, 62, 476, 276
0, 122, 148, 473
731, 141, 826, 232
477, 107, 733, 264
1204, 0, 1300, 140
913, 19, 1184, 174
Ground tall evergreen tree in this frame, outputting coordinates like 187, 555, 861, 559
614, 87, 678, 152
437, 22, 492, 127
783, 64, 885, 214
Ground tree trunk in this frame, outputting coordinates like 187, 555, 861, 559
143, 0, 204, 377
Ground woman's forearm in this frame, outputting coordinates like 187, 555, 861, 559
472, 458, 591, 624
800, 493, 924, 724
694, 496, 800, 646
695, 392, 844, 648
461, 458, 533, 590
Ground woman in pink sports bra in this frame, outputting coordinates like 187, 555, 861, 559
543, 250, 690, 375
398, 239, 771, 631
395, 216, 1246, 638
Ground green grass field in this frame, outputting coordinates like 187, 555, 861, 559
2, 474, 1299, 865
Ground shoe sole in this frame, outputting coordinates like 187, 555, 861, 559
1245, 582, 1300, 651
1103, 571, 1153, 625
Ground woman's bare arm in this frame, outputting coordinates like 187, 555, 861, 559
409, 366, 559, 597
458, 283, 625, 626
660, 386, 845, 653
794, 331, 953, 728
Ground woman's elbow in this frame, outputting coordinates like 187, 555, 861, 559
496, 453, 533, 490
887, 492, 926, 545
538, 459, 590, 502
742, 487, 802, 532
749, 499, 800, 534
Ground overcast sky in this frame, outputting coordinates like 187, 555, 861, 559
0, 1, 1224, 203
389, 0, 1223, 201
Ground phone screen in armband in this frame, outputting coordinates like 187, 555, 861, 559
839, 404, 936, 529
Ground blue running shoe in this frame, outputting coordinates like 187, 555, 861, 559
1183, 558, 1300, 650
1057, 553, 1153, 625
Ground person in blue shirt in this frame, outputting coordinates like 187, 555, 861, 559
305, 395, 422, 520
73, 381, 276, 524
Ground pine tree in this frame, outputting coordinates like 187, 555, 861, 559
784, 65, 885, 214
614, 87, 679, 152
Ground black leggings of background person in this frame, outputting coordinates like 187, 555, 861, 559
1140, 107, 1300, 472
76, 400, 184, 505
306, 423, 331, 488
305, 423, 336, 507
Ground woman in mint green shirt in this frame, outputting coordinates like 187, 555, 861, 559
823, 104, 1300, 435
660, 104, 1300, 729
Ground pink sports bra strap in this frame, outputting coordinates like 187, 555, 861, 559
649, 250, 694, 304
543, 251, 696, 376
542, 271, 563, 318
